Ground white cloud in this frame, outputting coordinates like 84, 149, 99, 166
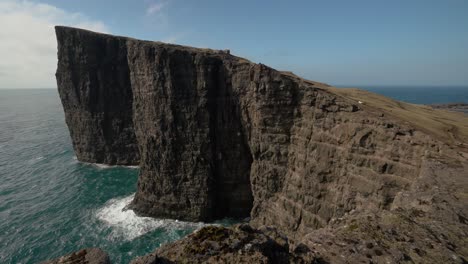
146, 2, 165, 15
0, 0, 109, 89
144, 0, 171, 29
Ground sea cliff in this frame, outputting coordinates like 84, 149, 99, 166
54, 26, 468, 263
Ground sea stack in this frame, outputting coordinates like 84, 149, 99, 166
55, 26, 468, 263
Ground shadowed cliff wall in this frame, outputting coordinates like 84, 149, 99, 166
127, 40, 253, 220
56, 27, 139, 165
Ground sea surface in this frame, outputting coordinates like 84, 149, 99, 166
340, 85, 468, 104
0, 86, 467, 263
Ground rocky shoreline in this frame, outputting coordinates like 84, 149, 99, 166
47, 26, 468, 263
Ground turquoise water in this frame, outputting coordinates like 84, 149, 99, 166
0, 89, 228, 264
0, 87, 466, 263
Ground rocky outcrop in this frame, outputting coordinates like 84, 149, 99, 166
39, 226, 319, 264
130, 224, 319, 264
55, 26, 468, 263
40, 248, 110, 264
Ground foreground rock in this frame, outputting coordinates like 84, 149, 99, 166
55, 26, 468, 263
130, 224, 318, 264
40, 248, 110, 264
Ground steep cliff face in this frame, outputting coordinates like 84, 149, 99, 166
126, 40, 255, 220
56, 28, 139, 165
56, 26, 468, 262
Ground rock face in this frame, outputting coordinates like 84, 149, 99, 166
40, 248, 110, 264
56, 26, 468, 263
130, 224, 318, 264
126, 40, 254, 219
56, 28, 139, 165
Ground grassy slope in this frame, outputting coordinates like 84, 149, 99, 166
328, 87, 468, 149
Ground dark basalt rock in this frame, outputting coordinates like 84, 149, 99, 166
56, 27, 139, 165
56, 26, 254, 220
130, 224, 318, 264
126, 40, 254, 220
40, 248, 110, 264
55, 26, 468, 263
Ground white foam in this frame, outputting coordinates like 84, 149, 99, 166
28, 156, 45, 164
96, 194, 205, 241
93, 163, 112, 169
80, 161, 140, 170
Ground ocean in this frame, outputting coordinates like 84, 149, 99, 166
343, 85, 468, 104
0, 86, 467, 264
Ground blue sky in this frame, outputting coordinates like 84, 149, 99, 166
1, 0, 467, 88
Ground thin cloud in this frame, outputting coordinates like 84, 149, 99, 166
146, 2, 165, 15
143, 0, 172, 30
145, 0, 171, 16
0, 0, 109, 89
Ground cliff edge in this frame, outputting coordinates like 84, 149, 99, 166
55, 26, 468, 263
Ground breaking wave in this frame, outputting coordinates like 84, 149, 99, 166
75, 159, 140, 169
96, 194, 206, 241
92, 163, 139, 169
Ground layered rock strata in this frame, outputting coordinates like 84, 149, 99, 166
56, 28, 139, 165
56, 26, 468, 263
